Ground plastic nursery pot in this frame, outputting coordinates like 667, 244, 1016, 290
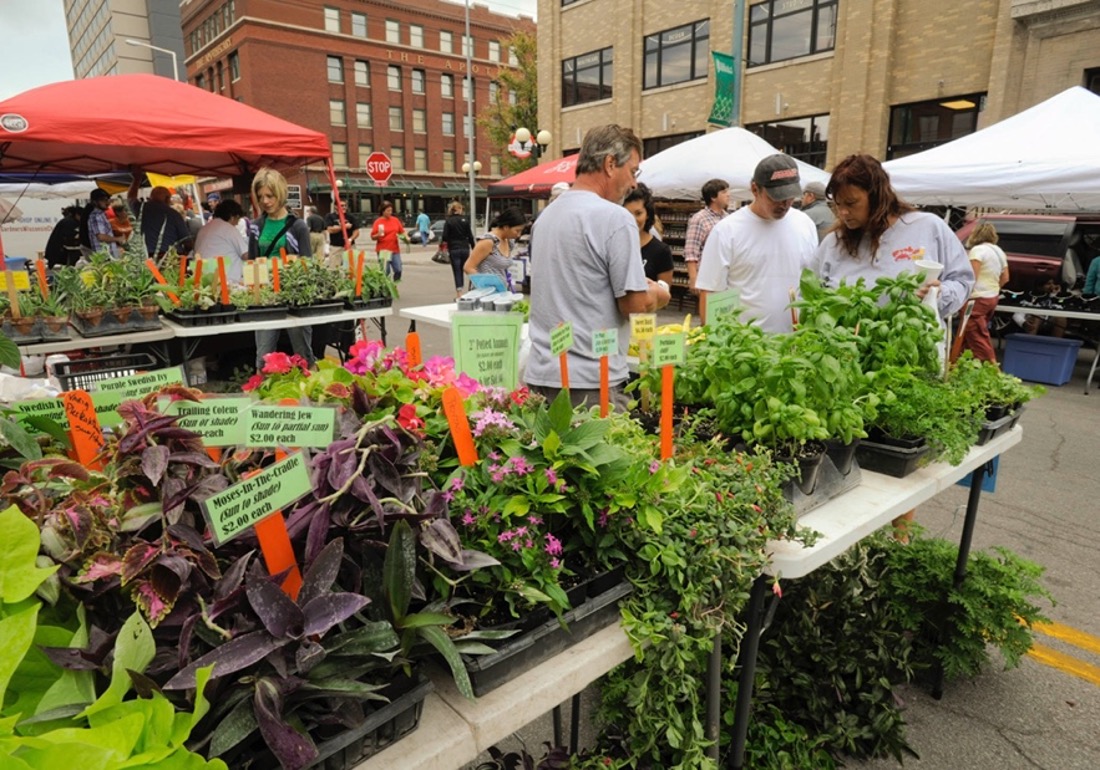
824, 438, 861, 477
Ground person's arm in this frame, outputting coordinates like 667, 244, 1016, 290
617, 279, 670, 315
683, 212, 704, 293
464, 238, 493, 276
655, 242, 675, 286
929, 220, 976, 316
969, 258, 983, 293
293, 219, 312, 257
370, 220, 382, 242
1084, 258, 1100, 295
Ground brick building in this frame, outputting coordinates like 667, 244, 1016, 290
538, 0, 1100, 172
180, 0, 534, 219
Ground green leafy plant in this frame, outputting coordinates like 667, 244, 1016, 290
948, 352, 1045, 411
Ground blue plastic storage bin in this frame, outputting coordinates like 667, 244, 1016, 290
1001, 333, 1082, 386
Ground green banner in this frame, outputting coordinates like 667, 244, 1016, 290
200, 451, 313, 546
451, 312, 524, 390
708, 52, 736, 127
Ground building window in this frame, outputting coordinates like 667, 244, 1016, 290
748, 0, 836, 67
747, 114, 830, 168
462, 76, 472, 101
387, 65, 401, 90
413, 108, 426, 133
324, 7, 339, 33
356, 102, 371, 128
216, 62, 224, 91
412, 69, 425, 94
463, 115, 473, 137
489, 40, 500, 62
442, 112, 455, 135
351, 12, 366, 38
509, 89, 517, 106
441, 73, 454, 98
440, 30, 453, 53
354, 60, 369, 87
562, 47, 613, 107
327, 55, 343, 83
228, 51, 240, 81
489, 81, 499, 102
389, 106, 404, 131
490, 156, 501, 176
195, 73, 205, 90
358, 144, 373, 164
642, 131, 705, 158
330, 99, 346, 125
386, 20, 400, 44
332, 142, 348, 167
410, 25, 424, 48
886, 94, 984, 159
562, 0, 582, 6
1087, 67, 1100, 96
463, 35, 473, 57
414, 148, 427, 171
443, 150, 455, 171
391, 147, 404, 170
644, 20, 708, 90
508, 47, 518, 67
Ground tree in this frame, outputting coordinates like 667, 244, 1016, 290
477, 30, 539, 177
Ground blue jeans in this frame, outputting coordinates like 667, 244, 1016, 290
384, 249, 403, 281
256, 327, 314, 370
449, 248, 469, 291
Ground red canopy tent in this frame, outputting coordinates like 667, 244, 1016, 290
487, 154, 577, 199
0, 74, 354, 259
0, 74, 332, 177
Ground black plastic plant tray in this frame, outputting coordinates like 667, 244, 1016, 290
463, 579, 633, 697
236, 305, 288, 322
976, 412, 1015, 446
290, 301, 345, 317
855, 439, 932, 478
166, 310, 236, 327
366, 296, 394, 308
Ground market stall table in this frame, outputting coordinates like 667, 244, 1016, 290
993, 305, 1100, 393
18, 325, 176, 359
161, 306, 394, 362
354, 429, 1022, 770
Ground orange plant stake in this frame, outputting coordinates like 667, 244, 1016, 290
599, 356, 610, 418
660, 365, 674, 460
178, 254, 188, 288
144, 259, 181, 305
217, 256, 230, 306
192, 259, 203, 303
272, 258, 281, 293
36, 260, 49, 297
559, 352, 570, 391
441, 387, 479, 467
405, 331, 422, 368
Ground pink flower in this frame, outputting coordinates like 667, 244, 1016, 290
509, 456, 533, 475
242, 374, 264, 392
397, 403, 424, 433
449, 476, 465, 492
471, 408, 516, 437
442, 490, 454, 503
514, 526, 528, 537
649, 460, 661, 474
345, 339, 385, 375
262, 352, 293, 374
544, 533, 563, 556
549, 557, 561, 569
511, 540, 523, 551
498, 531, 514, 543
545, 468, 559, 486
462, 511, 476, 526
527, 515, 543, 525
597, 510, 610, 528
772, 581, 783, 599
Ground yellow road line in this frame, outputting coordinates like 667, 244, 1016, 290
1028, 642, 1100, 687
1033, 621, 1100, 658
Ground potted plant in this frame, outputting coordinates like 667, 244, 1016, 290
231, 284, 287, 321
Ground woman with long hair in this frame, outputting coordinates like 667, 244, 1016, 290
623, 183, 674, 284
961, 222, 1010, 363
464, 206, 526, 289
441, 200, 475, 298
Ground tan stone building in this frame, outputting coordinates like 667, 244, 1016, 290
538, 0, 1100, 169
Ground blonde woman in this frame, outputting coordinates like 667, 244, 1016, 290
960, 222, 1009, 363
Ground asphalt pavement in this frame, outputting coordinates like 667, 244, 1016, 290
393, 244, 1100, 769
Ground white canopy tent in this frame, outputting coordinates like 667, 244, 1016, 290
637, 127, 830, 200
884, 87, 1100, 211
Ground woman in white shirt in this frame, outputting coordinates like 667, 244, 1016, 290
960, 222, 1009, 363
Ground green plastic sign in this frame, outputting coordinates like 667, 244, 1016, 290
245, 405, 336, 448
705, 288, 741, 319
451, 312, 524, 389
91, 366, 186, 395
159, 396, 252, 447
549, 322, 574, 356
11, 397, 67, 425
200, 452, 313, 546
592, 328, 619, 357
653, 333, 686, 367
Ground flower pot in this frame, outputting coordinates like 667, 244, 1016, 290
43, 315, 69, 334
866, 427, 925, 450
985, 404, 1008, 421
137, 303, 159, 322
79, 309, 105, 328
112, 305, 134, 324
12, 316, 37, 336
824, 437, 861, 477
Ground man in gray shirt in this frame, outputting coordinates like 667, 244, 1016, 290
800, 181, 834, 241
527, 124, 670, 409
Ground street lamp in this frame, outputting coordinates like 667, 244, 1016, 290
463, 0, 477, 230
513, 127, 552, 165
125, 38, 180, 81
461, 161, 482, 175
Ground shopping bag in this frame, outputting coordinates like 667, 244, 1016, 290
431, 247, 450, 264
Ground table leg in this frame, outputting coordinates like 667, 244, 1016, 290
931, 460, 989, 699
1085, 345, 1100, 395
551, 704, 563, 747
569, 692, 581, 754
371, 317, 388, 345
729, 574, 769, 769
705, 632, 721, 762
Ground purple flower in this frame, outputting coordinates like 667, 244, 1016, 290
471, 408, 516, 437
545, 468, 559, 486
550, 557, 562, 569
649, 460, 661, 474
509, 456, 534, 475
525, 538, 534, 549
511, 540, 523, 551
514, 526, 528, 537
442, 490, 455, 503
527, 514, 543, 525
449, 475, 465, 492
597, 510, 610, 528
462, 511, 476, 526
498, 531, 514, 543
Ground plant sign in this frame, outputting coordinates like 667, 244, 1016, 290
158, 395, 252, 446
704, 287, 740, 321
630, 313, 657, 343
88, 366, 187, 427
451, 312, 524, 389
653, 333, 686, 367
593, 327, 619, 356
244, 404, 337, 448
549, 320, 574, 356
199, 450, 313, 546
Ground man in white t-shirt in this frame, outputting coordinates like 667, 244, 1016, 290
192, 199, 249, 282
527, 124, 671, 409
695, 154, 819, 333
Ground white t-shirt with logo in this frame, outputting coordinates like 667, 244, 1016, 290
696, 206, 819, 333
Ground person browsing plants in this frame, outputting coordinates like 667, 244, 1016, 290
370, 200, 406, 282
464, 206, 526, 290
249, 166, 315, 369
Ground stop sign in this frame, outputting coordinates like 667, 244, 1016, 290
365, 151, 393, 184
